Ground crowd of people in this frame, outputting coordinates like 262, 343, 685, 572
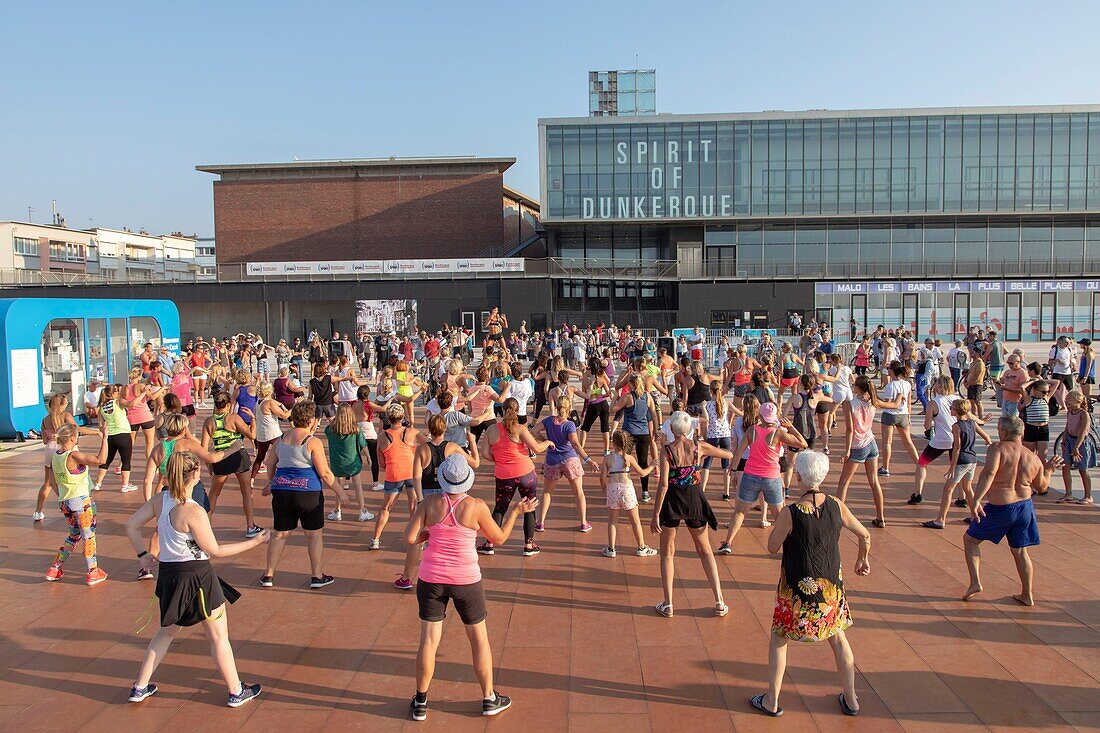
31, 313, 1097, 720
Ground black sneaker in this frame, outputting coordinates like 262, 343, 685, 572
907, 493, 923, 505
482, 691, 512, 716
128, 683, 158, 703
953, 498, 969, 508
227, 682, 262, 708
411, 696, 428, 721
640, 491, 652, 503
310, 574, 335, 589
259, 575, 274, 587
522, 544, 541, 557
477, 543, 495, 556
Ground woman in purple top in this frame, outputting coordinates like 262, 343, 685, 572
533, 396, 595, 532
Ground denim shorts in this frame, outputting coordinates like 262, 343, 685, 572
383, 478, 415, 494
848, 440, 880, 463
738, 473, 784, 505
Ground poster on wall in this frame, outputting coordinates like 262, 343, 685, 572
11, 348, 40, 408
355, 300, 418, 336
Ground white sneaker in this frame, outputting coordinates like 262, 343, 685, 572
601, 547, 617, 558
92, 483, 102, 492
327, 510, 342, 521
636, 546, 658, 557
368, 538, 381, 550
31, 511, 45, 521
371, 482, 384, 492
121, 484, 139, 493
358, 509, 375, 521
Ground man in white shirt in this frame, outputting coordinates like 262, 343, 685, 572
83, 380, 103, 425
946, 340, 968, 393
1048, 335, 1076, 409
689, 327, 706, 362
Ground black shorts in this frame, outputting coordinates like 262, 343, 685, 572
1023, 423, 1050, 444
1056, 373, 1075, 391
580, 400, 610, 433
271, 489, 325, 531
182, 404, 196, 417
315, 403, 336, 419
133, 420, 156, 431
735, 457, 747, 473
416, 579, 486, 624
966, 385, 981, 401
212, 450, 252, 476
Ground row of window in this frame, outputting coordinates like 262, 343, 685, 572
48, 242, 86, 262
545, 112, 1100, 217
13, 236, 39, 256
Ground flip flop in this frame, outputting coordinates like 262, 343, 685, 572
1055, 496, 1074, 503
839, 693, 859, 716
751, 693, 783, 717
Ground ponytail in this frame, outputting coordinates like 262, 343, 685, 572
501, 397, 520, 434
165, 450, 200, 503
710, 381, 726, 419
854, 375, 878, 403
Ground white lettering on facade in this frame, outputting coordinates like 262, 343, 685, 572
651, 197, 663, 217
651, 167, 663, 189
616, 142, 628, 164
668, 196, 681, 217
582, 197, 594, 219
684, 196, 696, 216
667, 140, 679, 163
636, 141, 648, 164
720, 194, 731, 215
701, 139, 712, 162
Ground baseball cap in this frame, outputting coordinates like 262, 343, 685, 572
437, 453, 474, 494
759, 402, 779, 425
1079, 338, 1092, 346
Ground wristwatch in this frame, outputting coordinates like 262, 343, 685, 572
137, 551, 148, 559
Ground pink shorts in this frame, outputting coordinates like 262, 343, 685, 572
606, 477, 638, 510
544, 456, 584, 482
780, 377, 799, 388
43, 441, 58, 467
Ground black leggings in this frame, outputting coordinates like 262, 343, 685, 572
251, 439, 276, 478
581, 400, 610, 433
631, 432, 653, 495
364, 438, 379, 482
100, 433, 134, 471
492, 471, 537, 544
533, 392, 547, 422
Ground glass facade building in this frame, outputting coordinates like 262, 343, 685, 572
588, 70, 656, 117
538, 105, 1100, 340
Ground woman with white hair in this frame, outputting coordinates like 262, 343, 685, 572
751, 450, 870, 718
650, 410, 734, 618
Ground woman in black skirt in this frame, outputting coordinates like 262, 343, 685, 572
124, 451, 270, 707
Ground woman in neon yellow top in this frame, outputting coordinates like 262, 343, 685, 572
46, 423, 109, 586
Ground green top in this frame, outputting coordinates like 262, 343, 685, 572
211, 411, 241, 451
101, 399, 131, 436
52, 449, 90, 502
158, 437, 178, 475
325, 425, 366, 478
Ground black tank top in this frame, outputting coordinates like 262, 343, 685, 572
420, 440, 449, 491
687, 376, 710, 405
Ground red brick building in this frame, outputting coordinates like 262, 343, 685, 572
197, 157, 539, 263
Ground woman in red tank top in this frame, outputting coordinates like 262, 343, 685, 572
369, 403, 422, 550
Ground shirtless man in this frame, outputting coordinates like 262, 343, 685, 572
962, 415, 1061, 606
485, 307, 508, 348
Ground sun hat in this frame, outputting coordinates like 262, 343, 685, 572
759, 402, 780, 425
437, 453, 474, 494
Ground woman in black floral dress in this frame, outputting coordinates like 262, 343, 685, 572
751, 450, 871, 718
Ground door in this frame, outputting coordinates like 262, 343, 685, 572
815, 308, 831, 329
1005, 293, 1022, 341
1040, 292, 1057, 341
109, 317, 129, 382
902, 293, 918, 333
677, 242, 703, 278
952, 293, 970, 339
88, 318, 107, 385
460, 311, 476, 338
851, 294, 867, 340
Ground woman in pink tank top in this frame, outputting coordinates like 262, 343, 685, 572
402, 453, 538, 721
836, 375, 902, 528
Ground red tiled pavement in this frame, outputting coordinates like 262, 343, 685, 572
1, 400, 1098, 732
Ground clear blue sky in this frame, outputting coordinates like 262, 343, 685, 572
4, 0, 1100, 237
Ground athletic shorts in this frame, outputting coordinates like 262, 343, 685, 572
951, 462, 977, 482
384, 478, 415, 494
918, 445, 949, 466
212, 450, 252, 476
966, 498, 1039, 548
271, 489, 324, 532
315, 403, 337, 420
848, 440, 880, 464
738, 473, 784, 505
1023, 423, 1050, 444
417, 579, 486, 624
881, 412, 909, 428
1055, 373, 1075, 391
544, 456, 584, 482
133, 420, 156, 432
732, 383, 751, 398
966, 385, 982, 401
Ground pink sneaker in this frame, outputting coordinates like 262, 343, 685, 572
534, 522, 545, 532
394, 574, 413, 591
45, 565, 63, 582
86, 568, 108, 586
579, 522, 593, 533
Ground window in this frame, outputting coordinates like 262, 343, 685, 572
49, 242, 86, 262
129, 317, 162, 359
559, 280, 584, 298
41, 318, 85, 406
13, 236, 39, 256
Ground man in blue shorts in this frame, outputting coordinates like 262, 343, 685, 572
962, 415, 1061, 607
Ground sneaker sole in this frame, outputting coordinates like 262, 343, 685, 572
86, 575, 108, 586
412, 712, 427, 721
310, 580, 335, 589
129, 689, 157, 703
227, 690, 261, 708
45, 575, 62, 582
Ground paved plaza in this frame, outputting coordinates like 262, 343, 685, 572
0, 394, 1098, 732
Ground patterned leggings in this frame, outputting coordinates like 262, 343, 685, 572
492, 471, 537, 543
54, 496, 97, 570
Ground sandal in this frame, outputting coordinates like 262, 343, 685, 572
1075, 497, 1095, 505
750, 693, 782, 717
715, 602, 729, 617
1055, 495, 1074, 503
655, 602, 674, 618
839, 692, 859, 716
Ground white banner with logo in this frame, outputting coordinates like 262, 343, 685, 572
246, 258, 524, 277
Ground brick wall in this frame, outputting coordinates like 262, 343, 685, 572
214, 173, 505, 263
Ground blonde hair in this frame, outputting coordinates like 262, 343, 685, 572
257, 381, 274, 399
129, 367, 143, 382
54, 423, 78, 446
165, 451, 200, 503
163, 413, 189, 437
46, 393, 68, 426
935, 375, 956, 395
554, 395, 572, 417
332, 403, 357, 436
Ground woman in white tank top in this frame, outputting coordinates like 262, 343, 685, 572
124, 451, 270, 708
